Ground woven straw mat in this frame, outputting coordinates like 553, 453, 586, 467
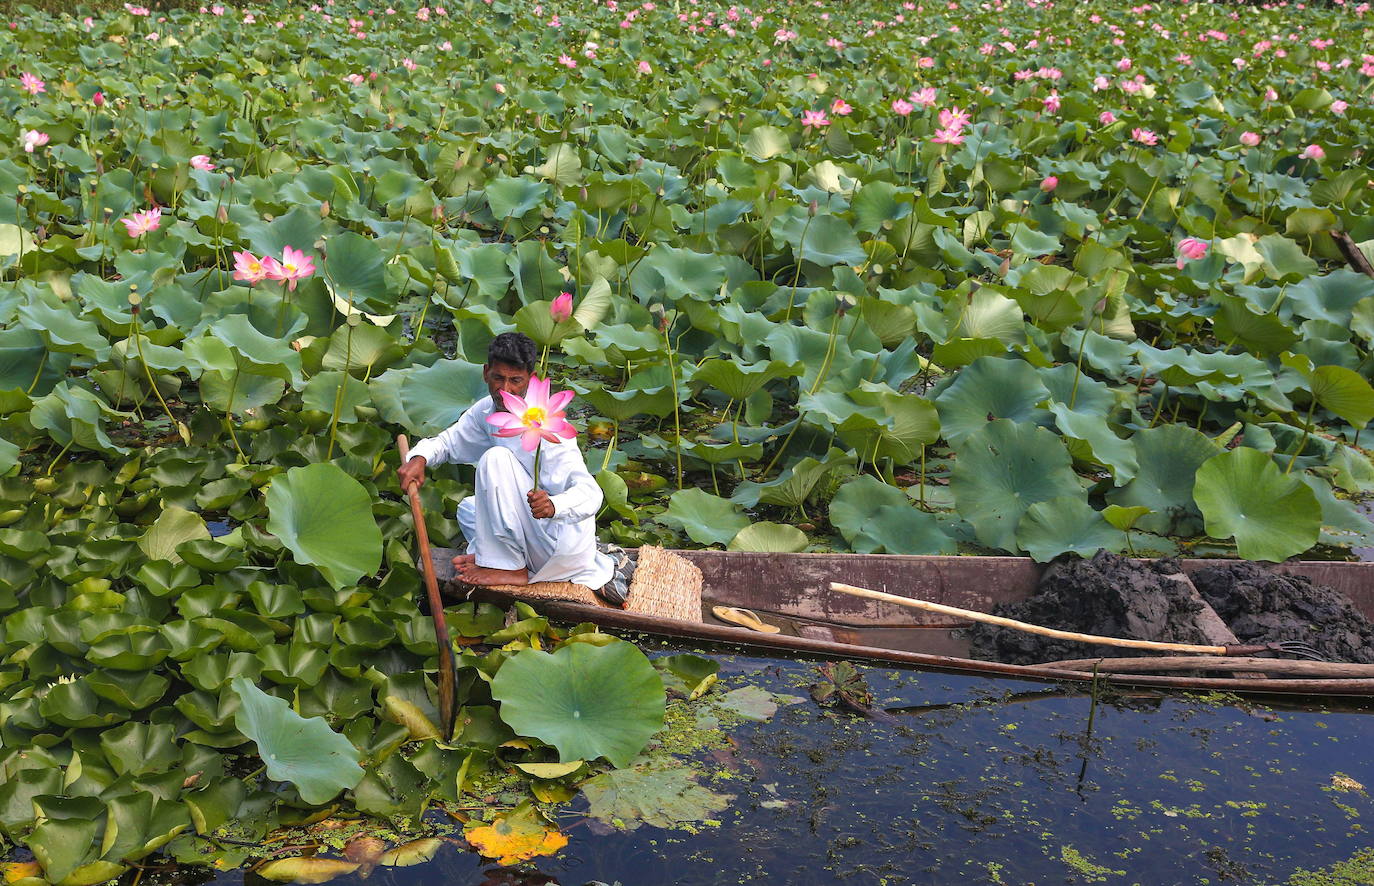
485, 545, 702, 623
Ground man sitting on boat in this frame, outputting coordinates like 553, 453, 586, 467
396, 332, 615, 591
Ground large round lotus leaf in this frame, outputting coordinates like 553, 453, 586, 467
657, 488, 749, 546
491, 641, 665, 768
266, 463, 382, 590
1193, 448, 1321, 562
1308, 365, 1374, 429
934, 356, 1051, 445
728, 522, 809, 553
323, 230, 389, 308
950, 420, 1079, 554
1106, 425, 1219, 536
693, 359, 799, 401
394, 359, 489, 436
1048, 404, 1138, 485
1015, 496, 1128, 563
828, 475, 955, 555
231, 677, 363, 804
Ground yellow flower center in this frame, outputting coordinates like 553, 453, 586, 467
523, 406, 546, 425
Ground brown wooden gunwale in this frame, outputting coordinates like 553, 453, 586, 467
435, 548, 1374, 699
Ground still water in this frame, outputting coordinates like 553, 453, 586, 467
220, 644, 1374, 886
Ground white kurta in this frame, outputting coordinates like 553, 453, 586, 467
408, 397, 614, 588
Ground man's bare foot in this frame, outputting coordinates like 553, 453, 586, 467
451, 553, 477, 571
455, 562, 529, 586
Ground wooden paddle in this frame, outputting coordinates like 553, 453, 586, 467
828, 582, 1320, 658
398, 435, 457, 739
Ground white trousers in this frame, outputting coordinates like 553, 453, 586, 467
456, 448, 614, 587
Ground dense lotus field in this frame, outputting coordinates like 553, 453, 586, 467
2, 0, 1374, 879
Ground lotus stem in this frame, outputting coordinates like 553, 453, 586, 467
224, 366, 247, 463
1285, 397, 1320, 475
661, 315, 684, 488
532, 441, 543, 492
24, 350, 47, 396
325, 316, 355, 461
132, 299, 180, 443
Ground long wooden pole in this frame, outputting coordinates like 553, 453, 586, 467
829, 582, 1227, 655
399, 435, 458, 739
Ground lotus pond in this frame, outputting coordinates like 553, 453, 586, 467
4, 0, 1374, 882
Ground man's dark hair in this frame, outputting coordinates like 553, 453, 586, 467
487, 332, 538, 372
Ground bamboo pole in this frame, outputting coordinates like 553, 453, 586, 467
828, 582, 1227, 655
399, 435, 458, 739
1046, 656, 1374, 678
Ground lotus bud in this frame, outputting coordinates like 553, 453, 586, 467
92, 90, 105, 107
321, 200, 332, 218
217, 205, 229, 223
550, 291, 574, 322
808, 199, 819, 217
1040, 175, 1058, 192
579, 186, 588, 202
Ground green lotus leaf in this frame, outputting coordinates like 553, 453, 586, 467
573, 383, 678, 422
384, 359, 488, 436
17, 298, 110, 361
950, 420, 1080, 554
634, 244, 730, 302
485, 176, 551, 219
323, 231, 390, 309
1254, 233, 1318, 282
175, 539, 246, 572
491, 641, 665, 768
1102, 504, 1152, 533
99, 721, 180, 777
230, 676, 364, 804
693, 358, 800, 401
199, 370, 287, 414
653, 654, 720, 700
727, 522, 809, 553
837, 384, 940, 464
771, 209, 867, 267
266, 463, 382, 591
743, 125, 790, 161
829, 475, 955, 555
139, 505, 210, 564
29, 383, 129, 456
259, 644, 331, 687
1106, 425, 1219, 536
209, 315, 304, 388
1014, 496, 1127, 563
656, 488, 750, 546
514, 299, 582, 348
86, 631, 171, 670
28, 818, 102, 884
0, 223, 36, 258
37, 677, 122, 728
1306, 365, 1374, 429
1048, 404, 1138, 484
1193, 448, 1321, 562
934, 356, 1051, 445
581, 763, 732, 831
531, 143, 582, 186
732, 450, 852, 509
85, 669, 170, 710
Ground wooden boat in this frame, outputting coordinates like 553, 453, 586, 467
431, 548, 1374, 699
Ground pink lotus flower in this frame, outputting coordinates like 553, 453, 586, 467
1131, 127, 1159, 146
485, 374, 577, 452
190, 154, 215, 171
1175, 237, 1209, 268
830, 97, 853, 115
1042, 91, 1060, 114
1239, 131, 1261, 146
343, 73, 365, 85
910, 87, 937, 108
557, 54, 577, 69
638, 60, 652, 74
92, 90, 105, 107
938, 106, 971, 129
232, 250, 269, 284
121, 207, 162, 238
1331, 99, 1348, 114
1040, 175, 1058, 192
1264, 87, 1278, 101
891, 98, 914, 116
401, 57, 417, 72
1299, 143, 1325, 160
550, 291, 574, 322
801, 109, 830, 129
931, 127, 965, 145
18, 72, 44, 95
262, 245, 316, 291
21, 130, 48, 153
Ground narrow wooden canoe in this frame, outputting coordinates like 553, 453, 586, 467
432, 549, 1374, 699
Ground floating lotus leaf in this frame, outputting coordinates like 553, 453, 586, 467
466, 803, 569, 866
1106, 425, 1219, 536
657, 488, 750, 546
580, 764, 732, 831
693, 358, 800, 401
323, 231, 389, 309
1015, 496, 1128, 562
230, 676, 364, 804
138, 505, 210, 564
490, 641, 665, 768
934, 357, 1051, 445
950, 420, 1080, 554
265, 463, 382, 590
728, 522, 809, 553
829, 476, 955, 555
1193, 448, 1321, 562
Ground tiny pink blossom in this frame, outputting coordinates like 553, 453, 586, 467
801, 109, 830, 129
21, 130, 48, 153
1264, 86, 1278, 101
1239, 131, 1261, 147
190, 155, 215, 171
831, 98, 852, 115
1299, 143, 1325, 160
18, 72, 44, 95
92, 90, 105, 107
401, 57, 417, 72
1131, 127, 1159, 146
557, 54, 577, 69
1175, 237, 1209, 268
931, 126, 965, 145
121, 207, 162, 238
910, 87, 937, 107
891, 98, 914, 116
638, 60, 652, 74
1040, 175, 1058, 192
1099, 110, 1117, 125
1331, 99, 1348, 114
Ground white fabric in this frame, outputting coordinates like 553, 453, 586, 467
408, 397, 613, 587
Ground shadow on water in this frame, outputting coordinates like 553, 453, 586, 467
199, 641, 1374, 886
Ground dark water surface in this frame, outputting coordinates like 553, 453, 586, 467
218, 643, 1374, 886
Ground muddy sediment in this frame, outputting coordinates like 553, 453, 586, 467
969, 551, 1374, 666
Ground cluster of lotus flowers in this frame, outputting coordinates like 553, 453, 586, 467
231, 246, 318, 290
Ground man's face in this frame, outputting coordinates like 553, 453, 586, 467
484, 361, 531, 412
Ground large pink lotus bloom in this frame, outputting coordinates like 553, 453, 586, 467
1099, 110, 1118, 125
232, 250, 269, 283
1331, 99, 1348, 114
557, 54, 577, 69
931, 126, 965, 145
262, 245, 316, 291
1131, 128, 1159, 146
190, 154, 215, 171
1176, 237, 1209, 268
938, 106, 971, 128
550, 291, 574, 322
1300, 144, 1325, 160
910, 87, 937, 108
891, 98, 914, 116
121, 207, 162, 238
801, 109, 830, 129
485, 375, 577, 452
21, 130, 49, 153
18, 72, 44, 95
1238, 131, 1261, 147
